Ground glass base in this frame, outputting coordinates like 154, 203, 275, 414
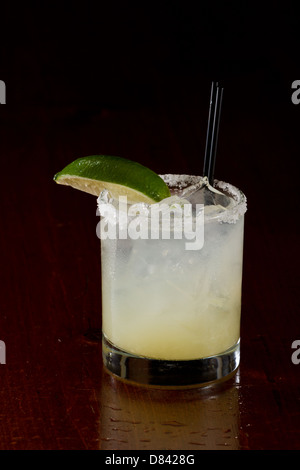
102, 335, 240, 388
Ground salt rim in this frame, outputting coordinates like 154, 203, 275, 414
214, 179, 247, 223
160, 174, 247, 224
161, 174, 201, 191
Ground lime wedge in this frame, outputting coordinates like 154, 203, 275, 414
54, 155, 171, 203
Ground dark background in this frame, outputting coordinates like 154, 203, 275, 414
0, 2, 299, 185
0, 1, 299, 450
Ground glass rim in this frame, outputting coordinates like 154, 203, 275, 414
97, 174, 247, 225
160, 174, 247, 223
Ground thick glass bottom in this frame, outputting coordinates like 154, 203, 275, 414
102, 335, 240, 388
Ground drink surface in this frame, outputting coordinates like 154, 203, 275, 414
99, 175, 246, 361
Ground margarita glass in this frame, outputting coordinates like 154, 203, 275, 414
98, 175, 247, 387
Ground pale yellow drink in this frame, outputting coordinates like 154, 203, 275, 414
99, 175, 246, 362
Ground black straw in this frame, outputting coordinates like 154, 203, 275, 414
203, 82, 224, 186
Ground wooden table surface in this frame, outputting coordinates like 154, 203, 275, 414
0, 4, 299, 452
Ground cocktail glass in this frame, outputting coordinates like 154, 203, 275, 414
98, 175, 247, 387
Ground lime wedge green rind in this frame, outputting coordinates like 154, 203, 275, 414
54, 155, 171, 203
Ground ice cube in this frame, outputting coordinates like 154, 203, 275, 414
156, 195, 191, 215
181, 177, 232, 209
